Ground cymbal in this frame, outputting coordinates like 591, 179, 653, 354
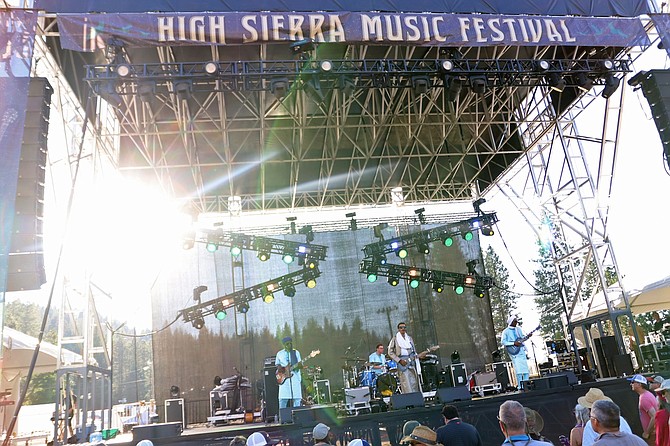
365, 362, 382, 366
341, 357, 365, 361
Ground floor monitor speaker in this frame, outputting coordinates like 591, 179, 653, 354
390, 392, 425, 410
436, 386, 471, 403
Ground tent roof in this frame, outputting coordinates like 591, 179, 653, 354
2, 327, 81, 373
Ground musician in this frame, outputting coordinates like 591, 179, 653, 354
388, 322, 421, 393
275, 336, 302, 408
369, 344, 386, 376
501, 316, 530, 389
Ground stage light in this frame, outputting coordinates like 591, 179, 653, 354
304, 272, 317, 288
182, 230, 195, 250
287, 216, 297, 234
338, 76, 356, 96
230, 244, 242, 257
460, 225, 473, 241
535, 60, 550, 71
282, 250, 295, 264
174, 80, 192, 101
575, 72, 593, 92
480, 225, 494, 236
237, 302, 250, 313
597, 60, 615, 71
319, 60, 333, 72
601, 74, 621, 99
263, 292, 274, 303
304, 75, 325, 102
451, 351, 461, 363
192, 316, 205, 329
474, 286, 486, 298
204, 61, 219, 75
373, 223, 388, 240
417, 242, 430, 255
282, 279, 296, 297
116, 63, 132, 77
391, 241, 408, 259
408, 268, 420, 277
388, 276, 400, 286
138, 82, 156, 104
473, 198, 486, 214
454, 284, 465, 295
439, 60, 454, 72
372, 253, 387, 265
299, 225, 315, 242
414, 207, 427, 224
270, 78, 290, 100
367, 266, 378, 283
470, 76, 487, 94
289, 37, 315, 55
412, 76, 430, 95
214, 305, 227, 320
206, 242, 218, 252
433, 283, 444, 293
466, 260, 478, 275
257, 250, 270, 261
193, 285, 208, 302
442, 234, 454, 247
388, 268, 400, 286
445, 76, 463, 102
170, 385, 180, 397
465, 275, 476, 286
548, 72, 566, 92
409, 278, 420, 288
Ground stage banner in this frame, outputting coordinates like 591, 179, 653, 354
56, 12, 650, 52
651, 14, 670, 59
0, 9, 38, 296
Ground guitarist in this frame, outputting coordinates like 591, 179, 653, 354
501, 316, 530, 390
275, 336, 302, 408
388, 322, 422, 394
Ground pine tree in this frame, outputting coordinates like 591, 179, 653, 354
483, 246, 520, 338
532, 240, 565, 340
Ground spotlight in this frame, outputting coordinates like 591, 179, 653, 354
230, 244, 242, 257
138, 82, 156, 103
601, 74, 621, 99
367, 266, 378, 283
282, 250, 295, 264
469, 76, 487, 94
417, 242, 430, 255
442, 234, 454, 247
451, 351, 461, 363
414, 207, 427, 224
445, 76, 463, 102
116, 63, 132, 77
466, 260, 477, 275
597, 60, 615, 71
575, 72, 593, 92
439, 60, 454, 72
346, 212, 357, 231
270, 78, 290, 100
465, 275, 477, 286
299, 225, 315, 242
409, 278, 420, 289
182, 231, 195, 250
204, 61, 219, 75
174, 80, 192, 101
305, 259, 318, 269
214, 304, 227, 320
394, 246, 408, 259
192, 316, 205, 329
460, 225, 473, 241
480, 225, 495, 236
303, 272, 317, 288
373, 223, 389, 240
263, 292, 274, 303
338, 76, 356, 96
287, 216, 297, 234
193, 285, 208, 302
412, 76, 431, 95
319, 60, 333, 72
170, 385, 180, 397
304, 76, 325, 102
472, 198, 486, 214
433, 282, 444, 293
289, 38, 315, 55
206, 242, 218, 252
282, 279, 296, 297
454, 283, 465, 295
535, 60, 550, 71
388, 276, 400, 287
548, 72, 566, 92
257, 250, 270, 261
474, 286, 486, 298
372, 253, 387, 265
237, 301, 250, 313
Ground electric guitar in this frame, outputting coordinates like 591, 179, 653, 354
276, 350, 320, 385
505, 325, 541, 355
397, 345, 439, 372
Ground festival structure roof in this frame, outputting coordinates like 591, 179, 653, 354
34, 0, 654, 213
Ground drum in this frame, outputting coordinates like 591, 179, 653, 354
385, 359, 398, 372
359, 370, 377, 388
376, 373, 398, 397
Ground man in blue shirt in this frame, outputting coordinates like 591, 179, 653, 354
369, 344, 387, 376
436, 404, 482, 446
275, 336, 302, 408
501, 316, 530, 389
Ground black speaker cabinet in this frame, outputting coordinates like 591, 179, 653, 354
613, 354, 634, 376
292, 405, 338, 426
390, 392, 425, 410
165, 398, 185, 428
493, 362, 512, 390
594, 336, 618, 378
263, 366, 279, 422
640, 70, 670, 159
436, 386, 472, 403
132, 422, 182, 442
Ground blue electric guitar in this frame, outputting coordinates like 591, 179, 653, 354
397, 345, 439, 372
505, 325, 541, 355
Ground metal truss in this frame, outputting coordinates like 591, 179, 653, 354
358, 260, 495, 290
493, 63, 637, 377
196, 230, 329, 260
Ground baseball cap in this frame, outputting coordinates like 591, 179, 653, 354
247, 432, 277, 446
313, 423, 330, 441
651, 375, 665, 384
627, 374, 648, 385
348, 440, 370, 446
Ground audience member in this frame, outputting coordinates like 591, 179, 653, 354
497, 400, 551, 446
436, 404, 482, 446
400, 425, 439, 446
246, 432, 277, 446
230, 436, 247, 446
654, 379, 670, 446
524, 407, 551, 443
590, 400, 645, 446
348, 440, 371, 446
629, 374, 657, 446
571, 404, 590, 446
578, 388, 633, 446
401, 421, 421, 445
313, 423, 333, 445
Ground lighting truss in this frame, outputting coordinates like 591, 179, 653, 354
84, 58, 630, 94
198, 230, 328, 261
361, 213, 498, 258
359, 260, 494, 290
180, 266, 321, 324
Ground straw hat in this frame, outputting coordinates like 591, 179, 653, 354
523, 407, 544, 434
400, 426, 438, 446
656, 379, 670, 393
577, 388, 612, 408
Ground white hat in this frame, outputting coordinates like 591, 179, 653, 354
247, 432, 276, 446
656, 379, 670, 392
507, 316, 516, 325
313, 423, 330, 441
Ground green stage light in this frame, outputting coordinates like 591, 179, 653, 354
443, 235, 454, 247
462, 230, 473, 241
367, 273, 378, 283
206, 242, 218, 252
282, 252, 295, 264
454, 284, 465, 295
409, 279, 420, 288
230, 245, 242, 257
215, 308, 227, 320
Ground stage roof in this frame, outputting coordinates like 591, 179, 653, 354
35, 2, 652, 213
36, 0, 651, 17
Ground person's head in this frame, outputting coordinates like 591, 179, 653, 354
523, 407, 544, 436
247, 432, 276, 446
590, 400, 620, 433
498, 400, 526, 436
397, 322, 407, 333
230, 436, 247, 446
650, 375, 665, 392
402, 420, 421, 438
441, 405, 459, 421
348, 440, 370, 446
400, 425, 438, 446
376, 344, 384, 353
577, 387, 612, 409
506, 316, 517, 327
627, 374, 648, 394
653, 311, 661, 322
574, 404, 589, 426
312, 423, 331, 443
282, 336, 293, 350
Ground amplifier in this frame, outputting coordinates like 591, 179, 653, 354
654, 360, 670, 373
473, 371, 497, 387
658, 346, 670, 361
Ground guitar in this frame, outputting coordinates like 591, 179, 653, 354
397, 345, 439, 372
505, 325, 541, 355
276, 350, 320, 385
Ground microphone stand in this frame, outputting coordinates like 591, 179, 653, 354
529, 339, 540, 376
